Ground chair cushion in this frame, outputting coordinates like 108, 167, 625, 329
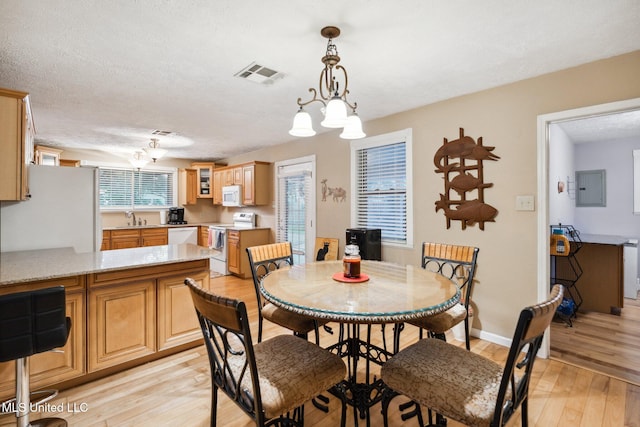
408, 303, 467, 333
262, 303, 325, 333
232, 335, 346, 419
382, 338, 510, 427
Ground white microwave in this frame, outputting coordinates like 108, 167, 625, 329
222, 185, 243, 207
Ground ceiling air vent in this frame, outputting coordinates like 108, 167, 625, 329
151, 130, 173, 136
235, 62, 283, 85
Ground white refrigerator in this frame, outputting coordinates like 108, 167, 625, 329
0, 165, 101, 253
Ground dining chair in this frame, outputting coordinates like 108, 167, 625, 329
407, 242, 479, 350
246, 242, 326, 344
381, 284, 564, 427
185, 278, 347, 427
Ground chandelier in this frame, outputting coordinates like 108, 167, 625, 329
144, 138, 167, 162
129, 151, 149, 169
289, 26, 366, 140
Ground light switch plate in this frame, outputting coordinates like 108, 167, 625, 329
516, 195, 535, 211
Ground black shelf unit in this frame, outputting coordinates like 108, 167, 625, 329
550, 224, 583, 326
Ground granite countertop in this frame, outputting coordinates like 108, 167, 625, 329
103, 223, 270, 231
0, 244, 215, 286
578, 233, 636, 245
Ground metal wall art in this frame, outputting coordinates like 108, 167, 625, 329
434, 128, 499, 230
321, 178, 347, 202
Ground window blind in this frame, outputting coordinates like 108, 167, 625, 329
354, 141, 408, 244
276, 164, 312, 264
98, 167, 174, 209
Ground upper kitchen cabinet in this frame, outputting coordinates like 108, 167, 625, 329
190, 162, 214, 199
35, 145, 63, 166
178, 168, 198, 206
242, 161, 271, 206
0, 88, 34, 201
213, 161, 271, 206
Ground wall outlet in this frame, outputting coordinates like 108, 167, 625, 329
516, 195, 535, 211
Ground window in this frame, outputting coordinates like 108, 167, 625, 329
98, 166, 176, 210
350, 128, 413, 247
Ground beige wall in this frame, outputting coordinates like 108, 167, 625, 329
60, 51, 640, 340
223, 50, 640, 339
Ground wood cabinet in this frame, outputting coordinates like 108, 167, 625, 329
101, 230, 111, 251
141, 227, 169, 246
88, 279, 156, 372
105, 227, 168, 250
213, 161, 271, 206
178, 168, 197, 206
157, 270, 209, 350
87, 259, 209, 373
35, 145, 63, 166
0, 87, 34, 201
198, 226, 209, 247
213, 169, 223, 205
110, 229, 141, 250
227, 228, 271, 278
60, 159, 80, 167
0, 276, 86, 400
191, 162, 214, 199
574, 242, 624, 314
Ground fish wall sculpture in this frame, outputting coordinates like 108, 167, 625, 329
434, 128, 499, 230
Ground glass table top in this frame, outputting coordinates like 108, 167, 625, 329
260, 260, 460, 323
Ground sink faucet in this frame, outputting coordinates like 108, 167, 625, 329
125, 210, 136, 226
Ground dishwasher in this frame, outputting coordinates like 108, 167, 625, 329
168, 227, 198, 245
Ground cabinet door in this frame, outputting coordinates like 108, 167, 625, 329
227, 231, 241, 274
0, 90, 32, 201
213, 170, 223, 205
223, 169, 235, 186
0, 290, 85, 401
111, 238, 140, 249
101, 230, 111, 251
242, 164, 255, 205
157, 270, 209, 350
178, 168, 197, 206
88, 280, 156, 372
192, 162, 213, 199
233, 166, 243, 185
141, 228, 168, 246
198, 226, 209, 246
111, 228, 140, 249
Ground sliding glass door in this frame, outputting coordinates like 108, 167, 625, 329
275, 156, 316, 264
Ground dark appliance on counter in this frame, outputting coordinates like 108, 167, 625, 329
168, 207, 187, 224
346, 228, 381, 260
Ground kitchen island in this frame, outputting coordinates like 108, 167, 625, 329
0, 244, 213, 400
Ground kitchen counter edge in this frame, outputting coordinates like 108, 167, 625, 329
0, 244, 215, 286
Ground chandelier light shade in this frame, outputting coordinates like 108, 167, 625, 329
289, 108, 317, 137
289, 26, 365, 140
129, 151, 149, 169
340, 112, 366, 139
144, 138, 167, 162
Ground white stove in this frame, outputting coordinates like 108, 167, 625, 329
208, 213, 256, 276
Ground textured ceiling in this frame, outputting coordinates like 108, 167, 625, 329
1, 1, 639, 162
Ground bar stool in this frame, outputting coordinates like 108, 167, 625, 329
0, 286, 71, 427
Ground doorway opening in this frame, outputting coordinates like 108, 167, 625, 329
537, 97, 640, 363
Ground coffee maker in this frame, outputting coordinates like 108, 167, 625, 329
167, 207, 186, 224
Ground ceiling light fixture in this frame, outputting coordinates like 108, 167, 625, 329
129, 151, 149, 170
144, 138, 167, 162
289, 26, 366, 140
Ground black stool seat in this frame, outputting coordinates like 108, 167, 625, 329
0, 286, 71, 427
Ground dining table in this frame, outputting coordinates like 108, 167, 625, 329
260, 260, 460, 426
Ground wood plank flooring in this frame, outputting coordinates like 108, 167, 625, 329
2, 276, 639, 427
550, 292, 640, 386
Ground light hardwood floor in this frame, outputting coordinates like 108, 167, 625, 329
550, 293, 640, 386
2, 276, 639, 427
